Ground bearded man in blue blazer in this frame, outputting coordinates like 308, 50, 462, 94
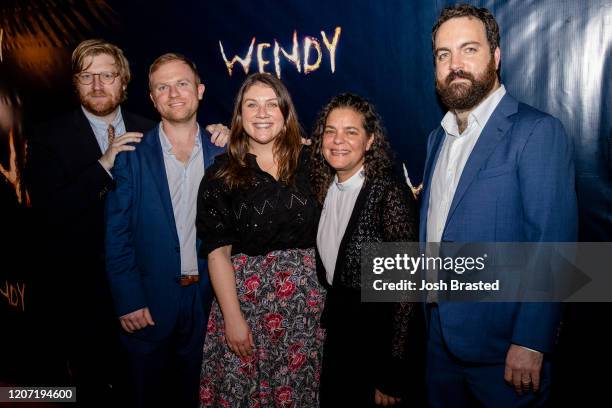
105, 53, 224, 408
420, 4, 577, 407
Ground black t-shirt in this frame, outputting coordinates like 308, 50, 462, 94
196, 147, 318, 257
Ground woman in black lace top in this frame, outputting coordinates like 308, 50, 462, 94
311, 93, 425, 407
196, 73, 325, 407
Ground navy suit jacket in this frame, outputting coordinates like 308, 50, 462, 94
105, 124, 224, 341
420, 93, 578, 363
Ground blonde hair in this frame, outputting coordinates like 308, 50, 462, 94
148, 53, 201, 90
72, 39, 131, 85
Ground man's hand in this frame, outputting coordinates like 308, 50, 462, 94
224, 315, 254, 358
203, 124, 309, 148
119, 307, 155, 333
99, 131, 143, 171
205, 124, 230, 147
504, 344, 544, 395
375, 389, 400, 406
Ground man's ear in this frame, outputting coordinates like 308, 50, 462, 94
494, 47, 501, 70
198, 83, 205, 100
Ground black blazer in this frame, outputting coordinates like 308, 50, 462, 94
27, 108, 154, 262
316, 172, 424, 398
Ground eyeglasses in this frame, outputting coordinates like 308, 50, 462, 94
75, 71, 120, 85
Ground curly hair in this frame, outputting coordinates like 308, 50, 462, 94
310, 93, 394, 204
217, 73, 303, 189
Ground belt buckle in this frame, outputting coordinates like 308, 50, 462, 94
178, 275, 199, 287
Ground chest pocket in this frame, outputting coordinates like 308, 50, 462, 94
477, 163, 516, 179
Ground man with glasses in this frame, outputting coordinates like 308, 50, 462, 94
28, 39, 153, 406
27, 39, 226, 406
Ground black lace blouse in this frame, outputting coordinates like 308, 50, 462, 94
196, 148, 318, 257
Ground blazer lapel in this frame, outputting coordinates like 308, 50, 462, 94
443, 94, 518, 234
331, 180, 371, 287
419, 127, 446, 242
73, 109, 104, 159
141, 125, 179, 243
198, 127, 213, 169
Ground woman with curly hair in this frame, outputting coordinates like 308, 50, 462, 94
311, 93, 425, 407
196, 73, 325, 407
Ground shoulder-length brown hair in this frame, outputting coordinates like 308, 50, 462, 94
310, 93, 394, 203
218, 73, 303, 188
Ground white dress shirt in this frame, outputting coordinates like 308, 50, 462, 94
317, 167, 365, 285
159, 123, 204, 276
426, 85, 507, 243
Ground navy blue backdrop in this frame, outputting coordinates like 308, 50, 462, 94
0, 0, 610, 400
103, 0, 610, 241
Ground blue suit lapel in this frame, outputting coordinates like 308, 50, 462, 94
199, 128, 214, 169
142, 126, 179, 244
420, 127, 446, 242
443, 94, 518, 235
199, 127, 225, 169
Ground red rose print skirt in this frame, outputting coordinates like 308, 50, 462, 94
200, 248, 326, 407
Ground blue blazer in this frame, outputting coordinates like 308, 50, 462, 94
420, 93, 578, 363
105, 124, 224, 341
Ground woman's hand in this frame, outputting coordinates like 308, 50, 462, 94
207, 246, 254, 357
375, 388, 401, 406
224, 315, 255, 358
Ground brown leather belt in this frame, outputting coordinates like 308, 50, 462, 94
177, 275, 200, 286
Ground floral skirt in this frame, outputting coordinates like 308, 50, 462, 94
200, 248, 326, 408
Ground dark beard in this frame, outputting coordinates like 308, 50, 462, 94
436, 57, 498, 111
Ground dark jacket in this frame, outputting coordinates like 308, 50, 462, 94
317, 171, 425, 401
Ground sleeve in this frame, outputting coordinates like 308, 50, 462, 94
511, 115, 577, 353
381, 177, 419, 242
27, 126, 113, 221
196, 161, 239, 257
105, 151, 147, 317
375, 179, 425, 397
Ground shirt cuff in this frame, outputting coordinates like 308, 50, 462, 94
98, 159, 113, 179
516, 344, 542, 354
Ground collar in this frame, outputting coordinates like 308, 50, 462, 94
158, 122, 201, 154
334, 166, 365, 191
81, 105, 123, 130
441, 84, 506, 137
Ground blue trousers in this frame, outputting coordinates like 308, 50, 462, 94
426, 305, 552, 407
120, 284, 207, 408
